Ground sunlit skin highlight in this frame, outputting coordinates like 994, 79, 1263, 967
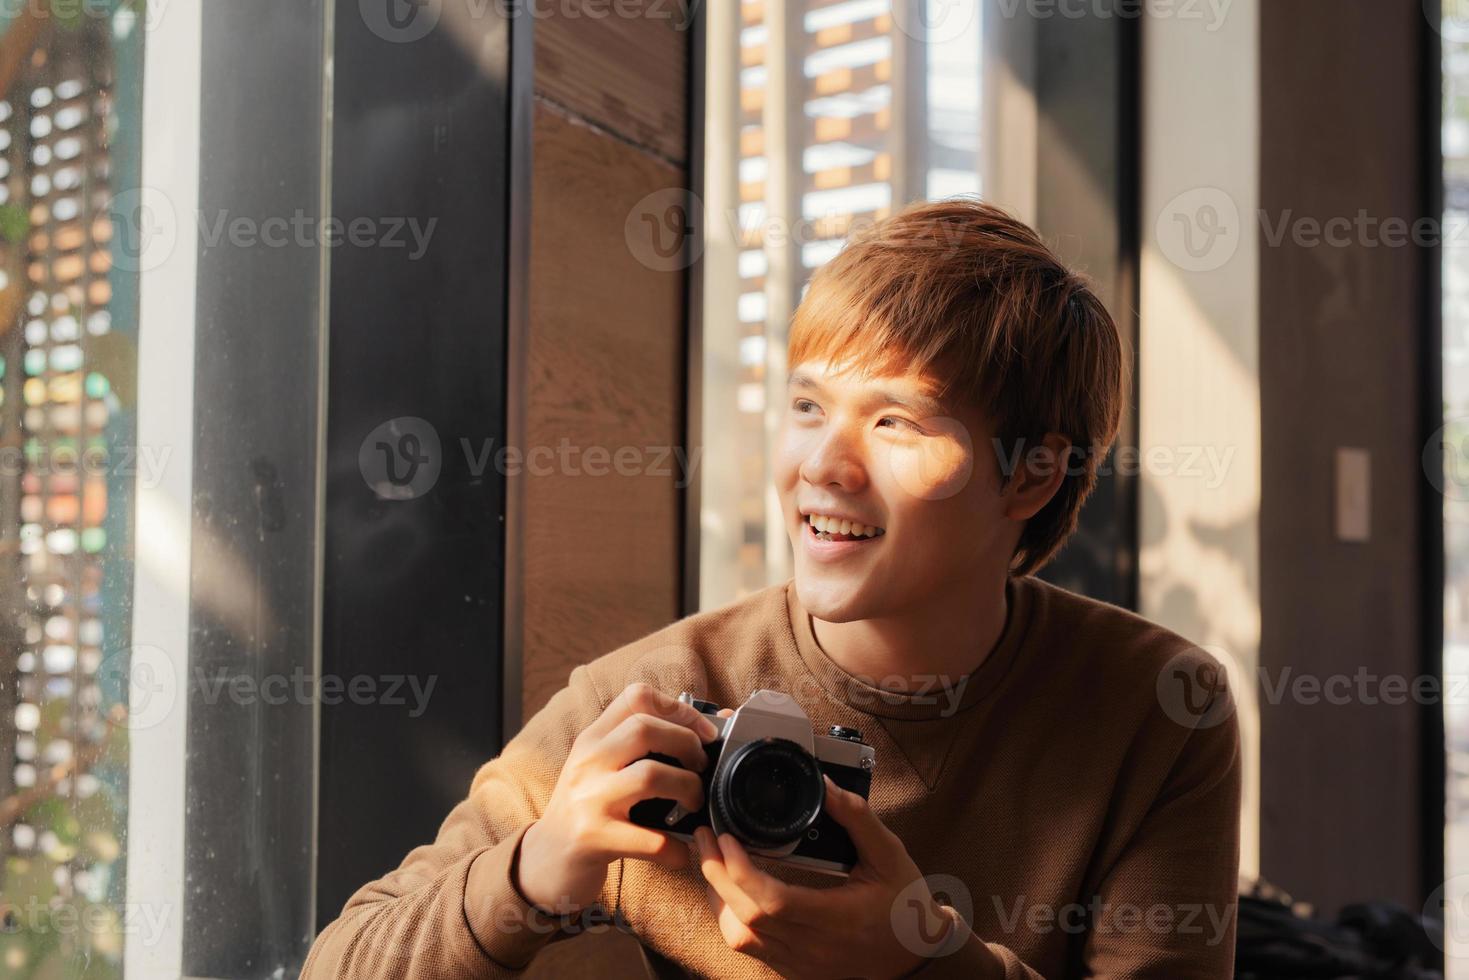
774, 359, 1072, 690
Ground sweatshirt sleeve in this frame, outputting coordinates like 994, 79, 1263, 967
299, 664, 610, 979
905, 909, 1046, 980
1077, 681, 1243, 978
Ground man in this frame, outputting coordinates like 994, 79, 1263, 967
302, 198, 1241, 979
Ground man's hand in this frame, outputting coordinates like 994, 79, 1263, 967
696, 776, 956, 979
514, 682, 719, 913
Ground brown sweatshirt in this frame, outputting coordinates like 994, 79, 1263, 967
300, 575, 1242, 979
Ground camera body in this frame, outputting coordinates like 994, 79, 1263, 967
628, 689, 875, 876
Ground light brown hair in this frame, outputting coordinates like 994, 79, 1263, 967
786, 196, 1128, 576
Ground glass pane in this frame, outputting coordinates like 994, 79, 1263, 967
180, 2, 329, 971
0, 6, 142, 976
1446, 5, 1469, 971
0, 3, 331, 974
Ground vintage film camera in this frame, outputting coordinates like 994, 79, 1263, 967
629, 690, 875, 875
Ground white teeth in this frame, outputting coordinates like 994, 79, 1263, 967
806, 514, 884, 539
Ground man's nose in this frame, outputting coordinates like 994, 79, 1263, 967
799, 424, 868, 491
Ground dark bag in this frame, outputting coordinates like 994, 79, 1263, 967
1235, 880, 1443, 979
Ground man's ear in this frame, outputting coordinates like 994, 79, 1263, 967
1001, 433, 1073, 522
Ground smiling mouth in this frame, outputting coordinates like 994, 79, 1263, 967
804, 513, 886, 543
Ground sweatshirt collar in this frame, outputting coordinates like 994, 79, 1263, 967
782, 575, 1033, 720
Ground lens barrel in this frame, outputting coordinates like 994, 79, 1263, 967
712, 737, 825, 849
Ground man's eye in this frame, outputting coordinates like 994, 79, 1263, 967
877, 416, 921, 433
793, 398, 819, 414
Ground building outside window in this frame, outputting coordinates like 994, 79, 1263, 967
1, 6, 141, 975
1442, 6, 1469, 970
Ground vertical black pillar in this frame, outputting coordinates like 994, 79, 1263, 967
318, 0, 513, 924
1033, 8, 1139, 609
189, 1, 330, 972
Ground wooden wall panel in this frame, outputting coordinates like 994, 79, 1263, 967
519, 15, 688, 970
520, 99, 686, 719
1258, 0, 1426, 914
535, 1, 688, 163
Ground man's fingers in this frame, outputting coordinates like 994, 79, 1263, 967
822, 775, 900, 874
584, 682, 719, 742
608, 758, 705, 815
695, 827, 764, 926
716, 895, 788, 963
600, 712, 710, 772
716, 832, 819, 926
601, 821, 690, 869
640, 833, 691, 871
703, 879, 790, 965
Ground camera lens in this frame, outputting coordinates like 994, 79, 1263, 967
713, 737, 825, 849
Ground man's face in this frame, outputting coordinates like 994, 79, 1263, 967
773, 359, 1017, 623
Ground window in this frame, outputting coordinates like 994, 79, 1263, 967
1, 8, 145, 975
1441, 5, 1469, 970
0, 0, 337, 970
0, 2, 514, 973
